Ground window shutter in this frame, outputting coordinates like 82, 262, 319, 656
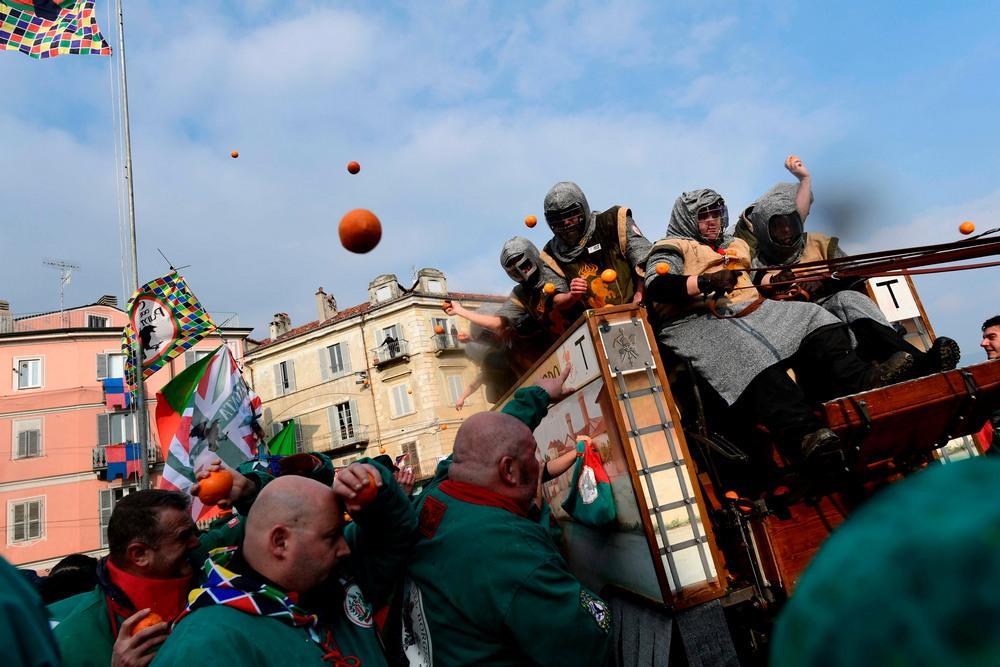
273, 365, 284, 397
125, 415, 136, 442
17, 430, 28, 458
27, 429, 40, 457
327, 406, 340, 445
319, 349, 330, 381
286, 361, 296, 392
184, 350, 195, 367
97, 353, 108, 380
295, 422, 303, 450
348, 400, 359, 433
97, 413, 109, 445
342, 343, 352, 374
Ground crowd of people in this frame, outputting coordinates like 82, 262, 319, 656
4, 155, 998, 667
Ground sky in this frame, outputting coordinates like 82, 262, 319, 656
1, 0, 997, 363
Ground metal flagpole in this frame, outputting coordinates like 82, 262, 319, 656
116, 0, 151, 489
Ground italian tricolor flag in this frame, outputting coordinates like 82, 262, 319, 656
156, 345, 261, 517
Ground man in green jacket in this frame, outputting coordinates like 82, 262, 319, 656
402, 373, 612, 666
0, 556, 61, 666
50, 469, 259, 667
152, 460, 417, 666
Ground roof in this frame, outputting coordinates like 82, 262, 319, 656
251, 290, 506, 351
12, 300, 124, 321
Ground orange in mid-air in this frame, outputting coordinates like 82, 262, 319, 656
959, 221, 976, 235
194, 470, 233, 506
600, 269, 617, 283
543, 283, 556, 294
434, 325, 445, 334
655, 263, 670, 275
354, 471, 379, 505
338, 209, 382, 254
131, 611, 164, 636
347, 161, 361, 174
230, 151, 239, 159
524, 215, 537, 228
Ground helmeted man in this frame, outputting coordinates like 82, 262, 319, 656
644, 189, 913, 463
543, 181, 651, 307
746, 163, 960, 377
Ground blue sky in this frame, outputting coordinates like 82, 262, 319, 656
1, 0, 997, 362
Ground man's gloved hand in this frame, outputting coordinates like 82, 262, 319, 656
697, 270, 740, 296
772, 269, 797, 286
799, 279, 826, 298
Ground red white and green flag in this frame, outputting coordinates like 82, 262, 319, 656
122, 272, 216, 388
1, 1, 111, 59
156, 345, 262, 517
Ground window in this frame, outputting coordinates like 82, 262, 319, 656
16, 358, 42, 389
338, 455, 362, 467
328, 400, 360, 443
9, 498, 43, 543
320, 342, 351, 381
402, 441, 422, 478
446, 375, 465, 406
88, 314, 110, 328
426, 278, 444, 294
378, 325, 404, 359
13, 419, 42, 459
97, 413, 136, 445
273, 360, 296, 396
99, 486, 135, 548
375, 285, 393, 303
390, 384, 414, 418
97, 353, 127, 379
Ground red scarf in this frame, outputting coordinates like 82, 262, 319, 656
106, 559, 192, 623
439, 479, 528, 518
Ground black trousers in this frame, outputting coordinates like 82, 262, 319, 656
850, 317, 924, 364
792, 324, 876, 402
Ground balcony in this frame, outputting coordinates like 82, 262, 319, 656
433, 333, 464, 354
371, 339, 410, 367
92, 442, 161, 478
323, 425, 371, 455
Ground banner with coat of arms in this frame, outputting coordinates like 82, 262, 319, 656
121, 272, 216, 387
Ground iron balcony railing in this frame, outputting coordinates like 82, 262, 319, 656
370, 339, 410, 366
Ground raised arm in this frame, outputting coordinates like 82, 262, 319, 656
785, 154, 812, 221
447, 301, 503, 331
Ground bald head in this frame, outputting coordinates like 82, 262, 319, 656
243, 475, 346, 592
451, 412, 539, 507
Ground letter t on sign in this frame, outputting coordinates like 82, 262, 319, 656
868, 277, 920, 322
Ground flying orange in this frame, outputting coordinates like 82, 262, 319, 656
524, 215, 537, 228
339, 209, 382, 254
347, 161, 361, 174
959, 221, 975, 235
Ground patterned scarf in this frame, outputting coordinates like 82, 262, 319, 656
177, 547, 321, 639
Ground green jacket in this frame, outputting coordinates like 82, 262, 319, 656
0, 556, 61, 667
48, 515, 247, 667
152, 460, 417, 667
402, 387, 612, 666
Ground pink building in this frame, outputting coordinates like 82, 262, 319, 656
0, 296, 253, 573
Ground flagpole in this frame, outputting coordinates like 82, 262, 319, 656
116, 0, 150, 489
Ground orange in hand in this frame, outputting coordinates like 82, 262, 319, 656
655, 263, 670, 275
354, 471, 379, 505
131, 611, 164, 636
524, 215, 537, 228
543, 282, 556, 294
600, 269, 617, 283
338, 209, 382, 254
194, 470, 233, 506
959, 221, 975, 235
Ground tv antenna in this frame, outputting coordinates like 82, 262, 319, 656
42, 258, 81, 316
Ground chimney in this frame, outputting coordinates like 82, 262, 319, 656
578, 393, 590, 425
96, 295, 118, 307
0, 300, 11, 334
564, 413, 575, 436
269, 312, 292, 340
315, 287, 337, 321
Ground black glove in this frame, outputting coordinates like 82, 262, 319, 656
772, 269, 797, 286
697, 270, 740, 296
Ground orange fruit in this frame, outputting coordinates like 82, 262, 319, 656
441, 424, 448, 430
441, 300, 452, 312
131, 611, 164, 636
543, 283, 556, 294
194, 470, 233, 505
959, 221, 975, 235
230, 151, 239, 159
434, 325, 445, 334
601, 269, 617, 283
655, 263, 670, 275
354, 471, 379, 505
338, 209, 382, 254
347, 161, 361, 175
724, 490, 739, 500
524, 215, 537, 228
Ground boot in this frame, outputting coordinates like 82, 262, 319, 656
800, 427, 842, 463
862, 351, 915, 390
923, 337, 961, 374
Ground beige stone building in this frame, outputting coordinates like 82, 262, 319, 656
243, 269, 505, 478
